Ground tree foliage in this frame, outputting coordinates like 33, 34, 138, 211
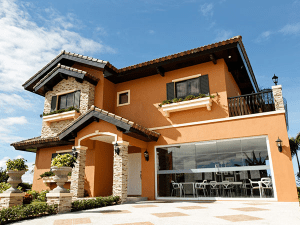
0, 167, 9, 183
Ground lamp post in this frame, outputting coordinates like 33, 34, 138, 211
144, 150, 149, 161
114, 143, 120, 155
275, 137, 282, 152
272, 74, 278, 86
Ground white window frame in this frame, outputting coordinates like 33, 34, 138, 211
117, 90, 130, 107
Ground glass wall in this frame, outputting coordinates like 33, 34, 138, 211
156, 136, 274, 199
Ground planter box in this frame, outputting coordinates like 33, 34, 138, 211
43, 110, 80, 124
161, 97, 212, 117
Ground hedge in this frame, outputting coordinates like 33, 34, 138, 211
0, 203, 58, 224
71, 196, 120, 211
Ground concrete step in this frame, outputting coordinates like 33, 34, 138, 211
125, 196, 148, 203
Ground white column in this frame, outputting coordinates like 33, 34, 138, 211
112, 141, 129, 202
70, 146, 88, 198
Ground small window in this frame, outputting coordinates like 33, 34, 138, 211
117, 90, 130, 106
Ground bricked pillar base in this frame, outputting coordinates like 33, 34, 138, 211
0, 193, 25, 209
272, 85, 285, 111
113, 141, 129, 203
46, 193, 72, 213
70, 146, 88, 198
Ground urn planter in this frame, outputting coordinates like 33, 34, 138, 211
51, 166, 73, 193
5, 170, 26, 193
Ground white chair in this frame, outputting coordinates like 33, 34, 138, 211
261, 178, 273, 197
171, 181, 185, 197
249, 179, 261, 197
222, 181, 233, 197
195, 180, 208, 197
210, 181, 220, 197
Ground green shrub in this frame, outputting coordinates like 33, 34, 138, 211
51, 154, 76, 168
6, 158, 28, 171
43, 106, 79, 116
0, 182, 22, 193
39, 171, 55, 179
0, 167, 9, 183
71, 196, 120, 212
26, 190, 39, 201
17, 182, 32, 191
0, 203, 58, 224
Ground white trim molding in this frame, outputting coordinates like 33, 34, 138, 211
117, 90, 130, 107
172, 74, 201, 82
43, 110, 80, 125
150, 109, 286, 130
161, 97, 212, 117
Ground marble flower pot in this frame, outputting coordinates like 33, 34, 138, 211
5, 170, 26, 193
51, 166, 72, 193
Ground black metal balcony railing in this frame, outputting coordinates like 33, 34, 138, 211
228, 90, 275, 117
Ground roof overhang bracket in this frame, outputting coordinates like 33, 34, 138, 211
44, 85, 53, 92
156, 66, 165, 77
60, 73, 67, 80
210, 54, 217, 64
75, 78, 83, 83
93, 117, 99, 123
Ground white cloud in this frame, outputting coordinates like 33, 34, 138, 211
214, 29, 232, 42
200, 3, 214, 17
0, 116, 28, 143
279, 23, 300, 35
0, 93, 32, 113
148, 30, 155, 34
0, 0, 115, 92
255, 31, 273, 43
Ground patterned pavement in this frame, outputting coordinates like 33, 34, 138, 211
16, 200, 300, 225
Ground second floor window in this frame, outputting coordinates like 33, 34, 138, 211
50, 90, 81, 112
166, 74, 210, 100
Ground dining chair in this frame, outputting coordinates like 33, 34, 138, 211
195, 180, 208, 197
249, 179, 261, 197
261, 177, 273, 197
171, 181, 185, 197
210, 181, 219, 197
222, 181, 233, 197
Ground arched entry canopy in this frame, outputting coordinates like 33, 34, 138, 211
58, 106, 160, 143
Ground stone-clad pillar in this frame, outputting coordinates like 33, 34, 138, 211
46, 193, 72, 213
112, 141, 129, 202
272, 85, 285, 111
0, 193, 25, 209
70, 146, 88, 198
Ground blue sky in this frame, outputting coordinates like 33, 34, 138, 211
0, 0, 299, 183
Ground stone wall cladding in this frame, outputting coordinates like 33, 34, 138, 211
272, 85, 285, 111
41, 77, 95, 138
112, 143, 128, 202
0, 193, 25, 209
46, 193, 72, 213
70, 148, 87, 198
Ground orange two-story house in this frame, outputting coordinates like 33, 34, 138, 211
11, 36, 298, 202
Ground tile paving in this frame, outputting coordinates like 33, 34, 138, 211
15, 200, 300, 225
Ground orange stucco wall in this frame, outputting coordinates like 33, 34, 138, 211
32, 145, 73, 192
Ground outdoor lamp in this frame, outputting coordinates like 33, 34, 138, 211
275, 137, 282, 152
272, 74, 278, 85
114, 142, 120, 155
144, 150, 149, 161
72, 146, 78, 158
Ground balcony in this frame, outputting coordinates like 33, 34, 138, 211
228, 90, 275, 117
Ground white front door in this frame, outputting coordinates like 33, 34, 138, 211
128, 153, 141, 195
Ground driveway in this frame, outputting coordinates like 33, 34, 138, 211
16, 200, 300, 225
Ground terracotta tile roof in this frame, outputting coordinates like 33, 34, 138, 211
105, 35, 243, 73
11, 136, 59, 147
33, 64, 99, 90
23, 50, 107, 87
58, 106, 160, 138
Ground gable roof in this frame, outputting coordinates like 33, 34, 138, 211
33, 64, 100, 96
59, 106, 160, 142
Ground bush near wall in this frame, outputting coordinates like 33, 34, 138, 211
71, 196, 120, 211
0, 203, 58, 224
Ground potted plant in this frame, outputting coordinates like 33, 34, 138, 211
50, 154, 76, 193
5, 158, 28, 193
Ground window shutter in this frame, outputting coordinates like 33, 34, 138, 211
74, 90, 81, 109
166, 82, 175, 100
199, 75, 210, 95
50, 96, 57, 112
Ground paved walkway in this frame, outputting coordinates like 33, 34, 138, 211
16, 200, 300, 225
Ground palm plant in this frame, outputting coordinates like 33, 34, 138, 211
289, 132, 300, 175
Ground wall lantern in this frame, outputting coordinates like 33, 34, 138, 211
72, 146, 78, 158
144, 150, 149, 161
272, 74, 278, 86
114, 143, 120, 155
275, 137, 282, 152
